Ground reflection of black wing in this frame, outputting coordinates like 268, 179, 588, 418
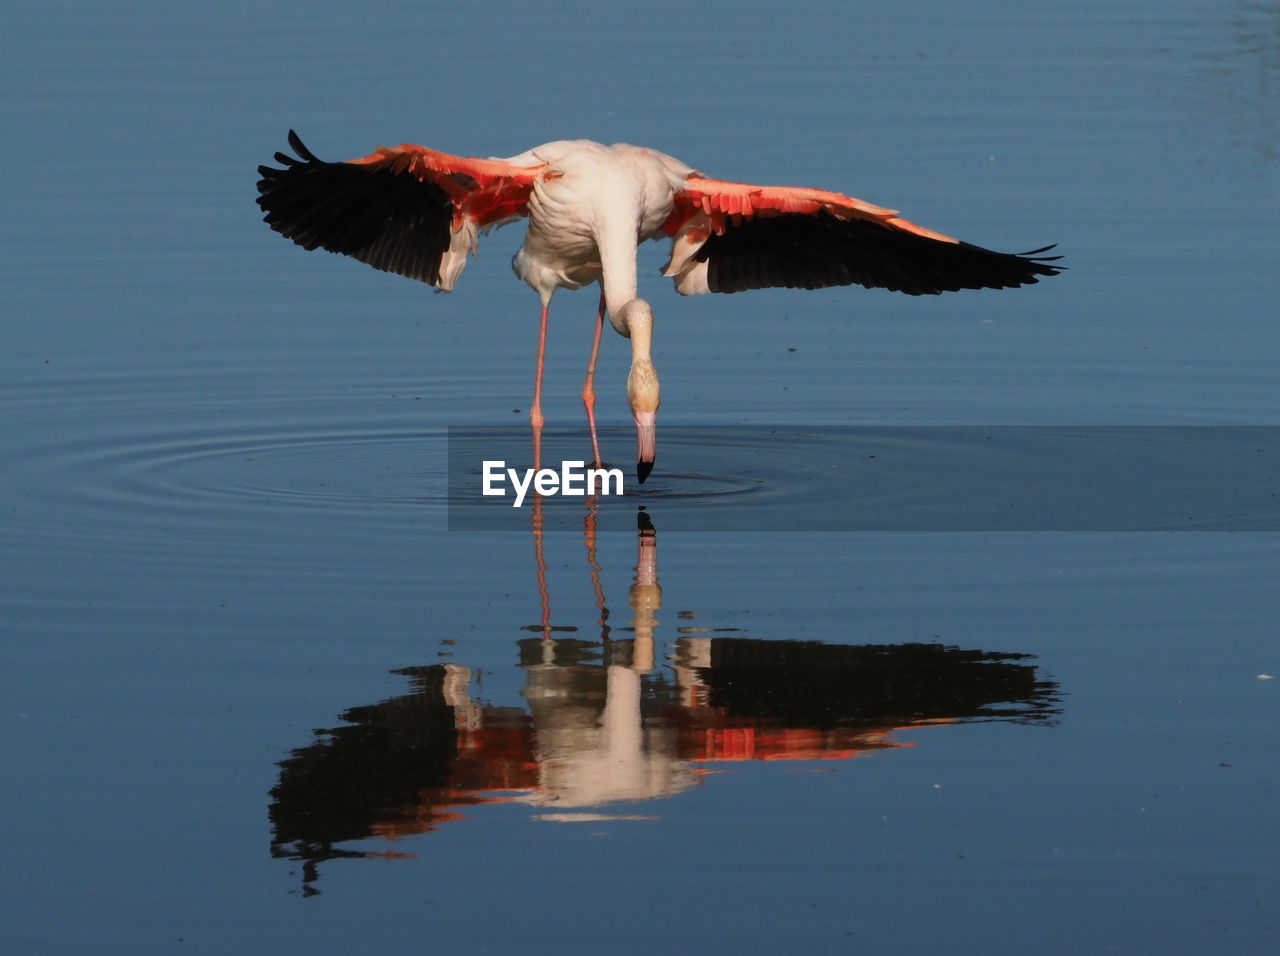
270, 639, 1059, 893
699, 213, 1062, 295
268, 666, 461, 894
691, 640, 1060, 725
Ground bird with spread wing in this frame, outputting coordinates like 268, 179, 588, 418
257, 131, 1061, 482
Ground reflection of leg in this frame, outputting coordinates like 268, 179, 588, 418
531, 303, 549, 471
582, 291, 606, 468
532, 494, 551, 640
584, 497, 611, 641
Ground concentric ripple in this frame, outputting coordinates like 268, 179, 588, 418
8, 372, 1279, 548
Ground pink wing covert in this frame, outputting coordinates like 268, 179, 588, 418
663, 176, 1060, 296
256, 131, 542, 290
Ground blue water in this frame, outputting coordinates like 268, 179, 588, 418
3, 0, 1278, 952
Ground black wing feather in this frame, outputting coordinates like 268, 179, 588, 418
697, 210, 1063, 296
256, 131, 453, 286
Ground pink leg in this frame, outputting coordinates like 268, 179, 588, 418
581, 291, 606, 468
531, 303, 549, 471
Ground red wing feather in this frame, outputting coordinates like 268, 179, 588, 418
666, 177, 959, 243
256, 131, 540, 288
346, 142, 541, 230
664, 176, 1061, 296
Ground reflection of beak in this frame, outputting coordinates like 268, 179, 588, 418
634, 410, 656, 484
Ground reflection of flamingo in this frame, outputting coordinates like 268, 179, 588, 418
257, 133, 1062, 480
519, 507, 688, 809
269, 502, 1060, 892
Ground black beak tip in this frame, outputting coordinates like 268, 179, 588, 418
636, 459, 654, 484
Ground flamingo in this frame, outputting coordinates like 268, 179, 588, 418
256, 131, 1061, 482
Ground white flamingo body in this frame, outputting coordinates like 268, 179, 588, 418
511, 140, 692, 321
257, 132, 1061, 480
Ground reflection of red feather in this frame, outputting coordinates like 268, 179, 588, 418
676, 719, 940, 763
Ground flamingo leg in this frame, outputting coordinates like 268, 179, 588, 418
582, 290, 606, 468
531, 302, 549, 471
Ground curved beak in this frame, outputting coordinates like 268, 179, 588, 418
634, 409, 656, 484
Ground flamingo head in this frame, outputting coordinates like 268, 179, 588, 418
628, 361, 659, 483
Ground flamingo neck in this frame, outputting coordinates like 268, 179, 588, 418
596, 207, 641, 333
627, 310, 652, 362
622, 300, 659, 415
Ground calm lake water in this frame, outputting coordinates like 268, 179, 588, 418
3, 0, 1278, 952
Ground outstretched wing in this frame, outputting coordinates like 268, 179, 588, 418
662, 177, 1062, 297
256, 130, 542, 291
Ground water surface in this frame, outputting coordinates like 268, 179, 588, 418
3, 0, 1278, 952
